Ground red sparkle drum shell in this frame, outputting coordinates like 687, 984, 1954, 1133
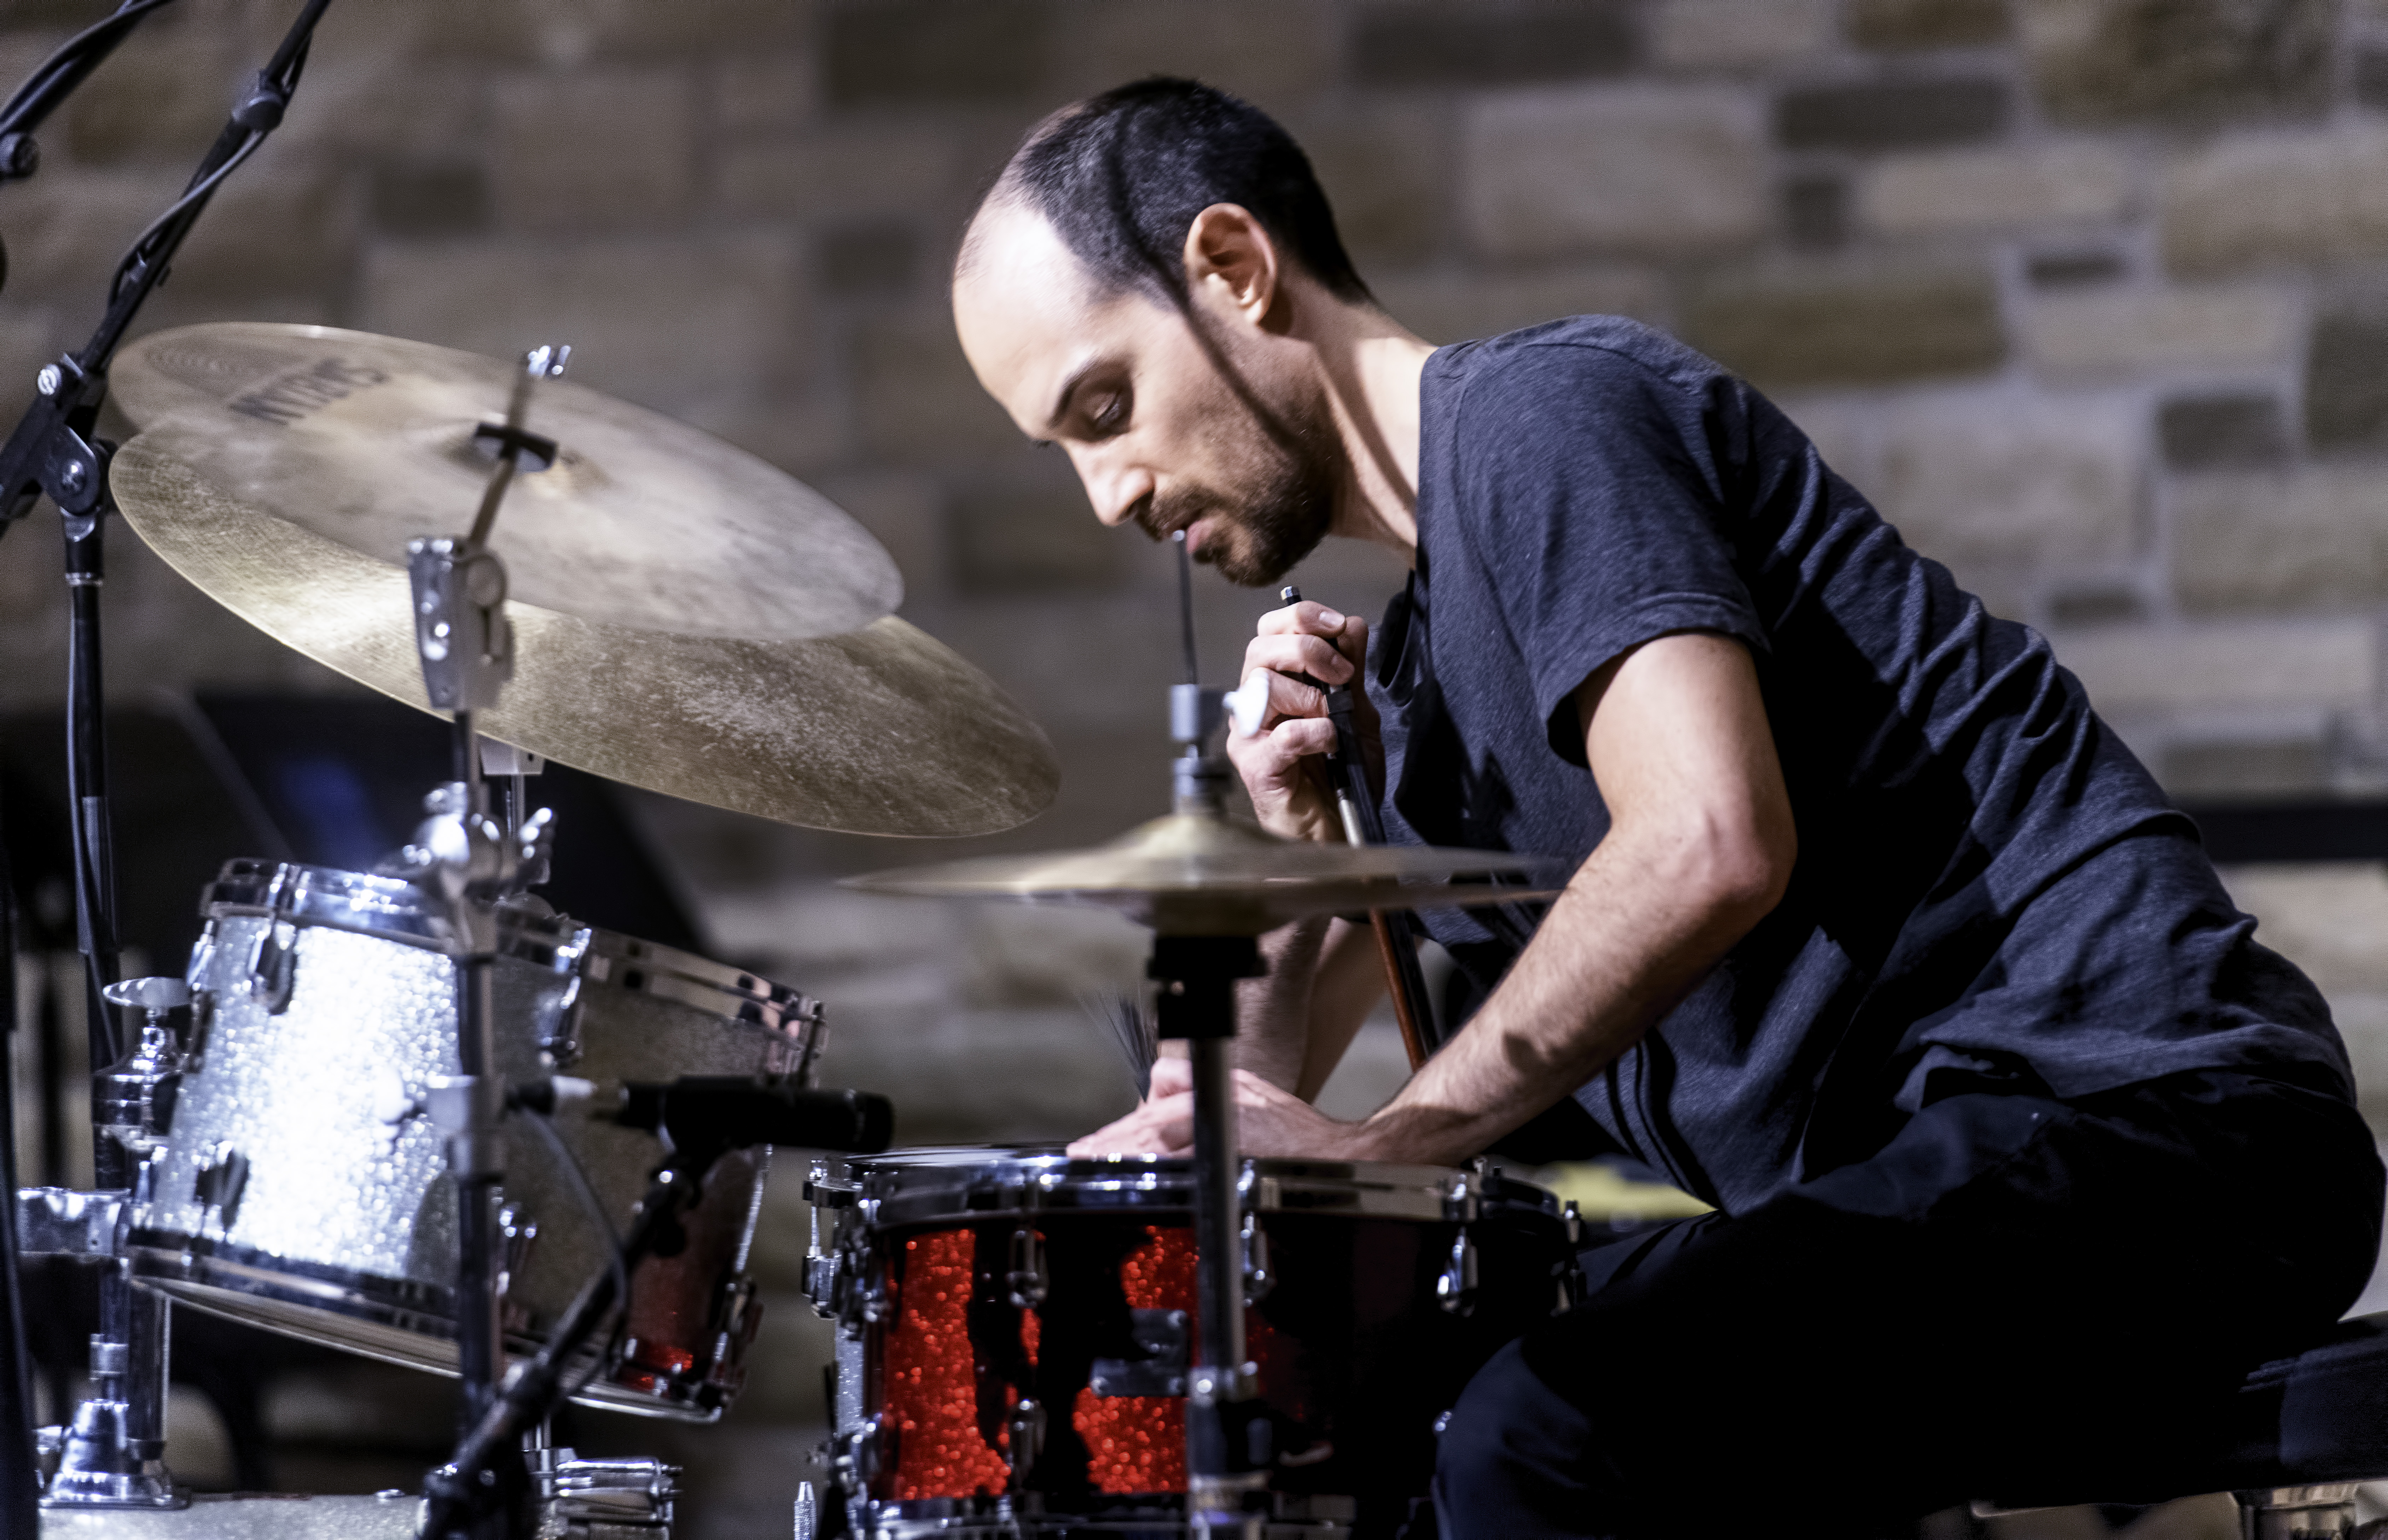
810, 1148, 1579, 1535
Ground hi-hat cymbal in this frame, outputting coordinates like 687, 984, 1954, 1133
846, 812, 1559, 933
110, 434, 1057, 838
109, 323, 899, 641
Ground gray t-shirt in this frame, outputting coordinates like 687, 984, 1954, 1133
1372, 315, 2352, 1213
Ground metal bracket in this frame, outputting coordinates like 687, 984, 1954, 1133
15, 1187, 124, 1259
1089, 1308, 1189, 1398
1435, 1229, 1478, 1317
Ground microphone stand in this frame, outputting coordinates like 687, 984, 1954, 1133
0, 0, 341, 1510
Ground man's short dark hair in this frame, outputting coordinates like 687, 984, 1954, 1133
976, 77, 1372, 307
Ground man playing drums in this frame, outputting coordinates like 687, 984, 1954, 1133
948, 76, 2382, 1536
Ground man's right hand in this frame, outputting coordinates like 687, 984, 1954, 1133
1227, 599, 1375, 842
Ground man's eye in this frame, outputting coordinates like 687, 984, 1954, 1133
1087, 391, 1129, 434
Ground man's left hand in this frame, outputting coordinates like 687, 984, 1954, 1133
1067, 1056, 1375, 1160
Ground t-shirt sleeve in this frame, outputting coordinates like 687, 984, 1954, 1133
1443, 340, 1766, 765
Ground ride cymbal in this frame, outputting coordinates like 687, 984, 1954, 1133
846, 812, 1559, 933
110, 433, 1057, 838
110, 323, 899, 641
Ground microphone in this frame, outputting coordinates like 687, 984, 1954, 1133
607, 1077, 893, 1154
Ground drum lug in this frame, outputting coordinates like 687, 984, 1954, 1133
192, 1144, 249, 1235
537, 928, 592, 1069
1436, 1229, 1478, 1317
180, 990, 215, 1073
1005, 1223, 1047, 1310
244, 921, 297, 1014
1240, 1209, 1273, 1303
1003, 1395, 1044, 1485
496, 1204, 538, 1297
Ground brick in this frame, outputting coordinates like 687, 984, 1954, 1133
63, 26, 240, 165
1845, 0, 2011, 50
370, 163, 493, 238
1773, 77, 2008, 152
2163, 737, 2327, 799
2018, 0, 2334, 126
2306, 308, 2388, 451
1052, 0, 1339, 105
949, 471, 1121, 595
164, 163, 355, 303
1296, 105, 1452, 271
1681, 269, 2005, 390
2215, 867, 2388, 997
809, 471, 951, 605
2173, 467, 2388, 614
1462, 86, 1767, 262
719, 126, 961, 222
716, 52, 819, 135
1870, 389, 2141, 582
1350, 5, 1635, 88
825, 1, 1046, 107
1371, 268, 1667, 344
2159, 393, 2289, 470
267, 54, 489, 164
820, 222, 923, 296
361, 234, 806, 417
1783, 175, 1848, 249
2025, 250, 2127, 288
2161, 124, 2388, 274
489, 69, 696, 231
2020, 285, 2301, 379
1857, 143, 2130, 235
849, 314, 1027, 463
1646, 0, 1834, 70
402, 0, 802, 65
2045, 582, 2148, 626
2359, 47, 2388, 112
2052, 617, 2374, 713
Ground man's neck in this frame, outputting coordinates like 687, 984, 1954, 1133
1308, 302, 1435, 562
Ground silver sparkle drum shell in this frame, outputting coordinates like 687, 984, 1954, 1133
126, 859, 821, 1421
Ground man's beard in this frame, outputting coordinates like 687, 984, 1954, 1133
1135, 391, 1338, 588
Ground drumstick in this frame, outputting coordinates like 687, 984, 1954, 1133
1278, 587, 1434, 1073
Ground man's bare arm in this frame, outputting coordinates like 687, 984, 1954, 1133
1350, 629, 1794, 1165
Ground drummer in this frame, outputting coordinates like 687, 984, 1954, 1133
949, 78, 2383, 1536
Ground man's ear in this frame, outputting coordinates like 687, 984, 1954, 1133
1183, 203, 1281, 328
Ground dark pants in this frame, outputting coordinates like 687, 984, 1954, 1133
1432, 1069, 2386, 1539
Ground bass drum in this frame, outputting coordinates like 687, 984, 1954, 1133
806, 1147, 1581, 1538
127, 859, 824, 1421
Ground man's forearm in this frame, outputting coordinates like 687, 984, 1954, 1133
1354, 826, 1777, 1166
1234, 915, 1385, 1096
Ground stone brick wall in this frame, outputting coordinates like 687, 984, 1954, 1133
10, 3, 2388, 1520
2, 0, 2385, 816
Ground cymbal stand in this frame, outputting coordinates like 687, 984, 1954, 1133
405, 345, 567, 1540
0, 0, 341, 1512
1154, 683, 1272, 1537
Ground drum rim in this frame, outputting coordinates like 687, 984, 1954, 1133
817, 1145, 1560, 1225
202, 857, 819, 1028
125, 1229, 730, 1422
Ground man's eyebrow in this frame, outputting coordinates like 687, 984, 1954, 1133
1045, 360, 1103, 431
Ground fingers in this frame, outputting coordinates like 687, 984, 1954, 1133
1226, 715, 1339, 783
1243, 630, 1355, 689
1148, 1056, 1192, 1096
1067, 1092, 1195, 1158
1256, 602, 1370, 674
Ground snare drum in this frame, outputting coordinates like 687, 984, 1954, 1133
127, 859, 823, 1420
806, 1147, 1579, 1537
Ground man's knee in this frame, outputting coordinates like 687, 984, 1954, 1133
1433, 1338, 1610, 1540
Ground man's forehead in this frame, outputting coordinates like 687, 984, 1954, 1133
954, 204, 1169, 417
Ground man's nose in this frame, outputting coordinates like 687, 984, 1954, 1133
1074, 450, 1154, 529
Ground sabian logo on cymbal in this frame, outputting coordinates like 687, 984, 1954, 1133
226, 356, 390, 425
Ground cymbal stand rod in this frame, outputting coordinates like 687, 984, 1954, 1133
1150, 933, 1269, 1537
